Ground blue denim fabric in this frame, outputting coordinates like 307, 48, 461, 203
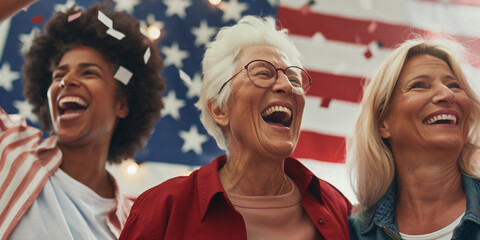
349, 175, 480, 240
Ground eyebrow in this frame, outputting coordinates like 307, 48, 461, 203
409, 73, 457, 82
54, 63, 105, 73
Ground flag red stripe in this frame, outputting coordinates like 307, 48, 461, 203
307, 71, 364, 103
278, 6, 427, 48
278, 6, 480, 65
292, 131, 346, 163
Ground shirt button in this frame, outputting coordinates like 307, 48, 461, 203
317, 217, 325, 224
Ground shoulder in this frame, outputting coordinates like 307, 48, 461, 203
318, 178, 350, 202
286, 157, 351, 207
133, 172, 198, 209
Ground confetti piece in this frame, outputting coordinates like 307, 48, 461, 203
98, 10, 125, 40
367, 21, 377, 33
368, 41, 380, 55
30, 16, 43, 24
68, 12, 82, 22
23, 0, 37, 12
300, 4, 311, 15
320, 98, 332, 108
333, 62, 346, 75
98, 11, 113, 28
179, 69, 192, 86
363, 48, 373, 59
312, 32, 326, 47
144, 47, 151, 64
106, 28, 125, 40
354, 35, 362, 44
114, 66, 133, 85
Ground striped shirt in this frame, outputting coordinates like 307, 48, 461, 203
0, 107, 133, 239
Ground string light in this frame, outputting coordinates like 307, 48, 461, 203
126, 161, 139, 176
147, 25, 161, 40
209, 0, 222, 5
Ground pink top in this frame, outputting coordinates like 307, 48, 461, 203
227, 177, 322, 240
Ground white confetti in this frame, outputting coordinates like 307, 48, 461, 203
178, 69, 192, 86
114, 66, 133, 85
312, 32, 326, 47
106, 28, 125, 40
97, 11, 112, 28
98, 10, 125, 40
144, 47, 151, 64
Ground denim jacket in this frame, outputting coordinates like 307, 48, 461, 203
349, 175, 480, 240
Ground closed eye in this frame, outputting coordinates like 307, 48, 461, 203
288, 76, 301, 86
447, 82, 461, 89
410, 82, 427, 89
52, 72, 65, 81
82, 69, 100, 78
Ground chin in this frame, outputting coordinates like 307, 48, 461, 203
265, 142, 295, 158
434, 139, 464, 152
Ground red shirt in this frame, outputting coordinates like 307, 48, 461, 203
119, 156, 352, 240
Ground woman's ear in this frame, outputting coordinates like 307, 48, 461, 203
378, 118, 391, 139
116, 96, 129, 119
206, 98, 228, 127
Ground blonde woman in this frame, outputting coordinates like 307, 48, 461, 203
348, 38, 480, 239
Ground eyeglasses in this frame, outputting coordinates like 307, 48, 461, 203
217, 59, 312, 95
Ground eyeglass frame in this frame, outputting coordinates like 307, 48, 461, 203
216, 59, 312, 95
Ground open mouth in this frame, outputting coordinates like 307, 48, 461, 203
58, 96, 89, 116
423, 114, 457, 125
261, 105, 293, 127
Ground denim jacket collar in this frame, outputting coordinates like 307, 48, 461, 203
360, 175, 480, 237
452, 175, 480, 238
360, 177, 399, 235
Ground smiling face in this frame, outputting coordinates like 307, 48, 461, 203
216, 45, 306, 159
379, 54, 471, 155
47, 47, 128, 146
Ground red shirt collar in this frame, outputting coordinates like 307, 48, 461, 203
196, 155, 324, 220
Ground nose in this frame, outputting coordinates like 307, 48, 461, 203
432, 83, 455, 104
271, 70, 293, 95
59, 73, 80, 88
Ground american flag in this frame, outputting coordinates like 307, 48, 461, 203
1, 0, 480, 201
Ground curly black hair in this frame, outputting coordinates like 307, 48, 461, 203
22, 3, 165, 163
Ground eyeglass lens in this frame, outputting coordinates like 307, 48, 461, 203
246, 60, 310, 94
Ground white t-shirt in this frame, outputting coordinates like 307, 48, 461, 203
400, 213, 464, 240
9, 168, 116, 240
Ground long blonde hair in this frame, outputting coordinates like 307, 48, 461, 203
347, 38, 480, 221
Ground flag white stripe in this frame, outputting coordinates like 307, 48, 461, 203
301, 96, 359, 138
290, 35, 391, 78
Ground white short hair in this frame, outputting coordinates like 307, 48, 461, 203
195, 15, 302, 153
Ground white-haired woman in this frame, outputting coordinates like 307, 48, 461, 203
348, 38, 480, 239
120, 15, 352, 240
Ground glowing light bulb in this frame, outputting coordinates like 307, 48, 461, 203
209, 0, 221, 5
126, 162, 139, 176
147, 25, 161, 40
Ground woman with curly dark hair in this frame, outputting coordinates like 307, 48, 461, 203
0, 3, 165, 239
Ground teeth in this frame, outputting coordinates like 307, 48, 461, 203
423, 114, 457, 125
261, 106, 292, 119
59, 96, 88, 108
